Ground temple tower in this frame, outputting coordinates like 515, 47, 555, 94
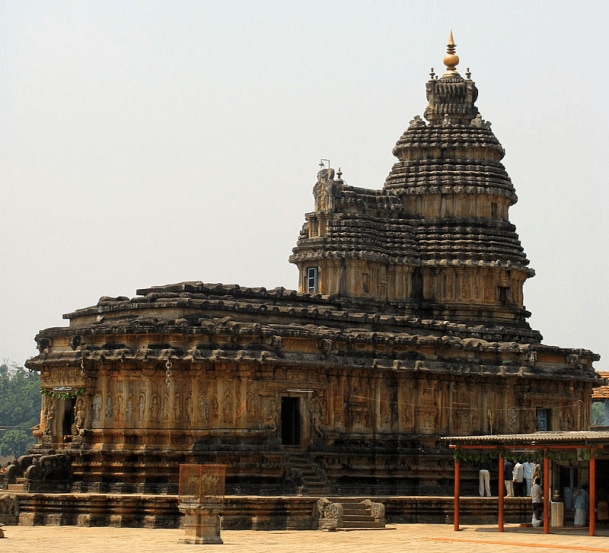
291, 33, 535, 335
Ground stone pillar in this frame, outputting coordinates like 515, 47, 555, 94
179, 503, 224, 545
178, 464, 226, 545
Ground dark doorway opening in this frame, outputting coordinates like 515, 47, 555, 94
62, 399, 75, 437
281, 397, 300, 446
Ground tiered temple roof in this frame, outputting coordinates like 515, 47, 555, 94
290, 32, 534, 330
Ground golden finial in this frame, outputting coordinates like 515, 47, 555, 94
443, 30, 460, 75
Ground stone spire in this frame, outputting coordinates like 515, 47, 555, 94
381, 33, 533, 327
292, 35, 536, 336
442, 30, 460, 76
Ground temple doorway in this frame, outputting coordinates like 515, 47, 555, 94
61, 398, 75, 440
281, 397, 301, 446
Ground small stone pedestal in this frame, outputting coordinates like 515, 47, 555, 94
178, 464, 226, 545
178, 502, 223, 544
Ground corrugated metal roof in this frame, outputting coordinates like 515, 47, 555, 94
441, 430, 609, 447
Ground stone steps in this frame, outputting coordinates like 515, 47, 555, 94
339, 500, 385, 529
318, 499, 386, 530
6, 478, 25, 492
284, 448, 330, 496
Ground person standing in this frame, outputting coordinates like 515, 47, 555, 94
531, 477, 543, 514
513, 460, 525, 497
504, 458, 514, 497
574, 484, 589, 527
479, 458, 492, 497
523, 460, 535, 496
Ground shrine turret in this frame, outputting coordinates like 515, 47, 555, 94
291, 33, 535, 334
384, 33, 533, 327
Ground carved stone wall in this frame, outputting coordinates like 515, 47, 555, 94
26, 282, 599, 495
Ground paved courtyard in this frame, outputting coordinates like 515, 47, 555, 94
2, 524, 609, 553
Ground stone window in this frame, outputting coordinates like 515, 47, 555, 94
498, 286, 511, 305
362, 273, 369, 293
491, 202, 498, 219
306, 267, 318, 294
536, 408, 551, 431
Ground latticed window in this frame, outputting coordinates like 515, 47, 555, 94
306, 267, 318, 293
536, 408, 551, 431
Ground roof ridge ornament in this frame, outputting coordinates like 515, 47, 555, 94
443, 30, 460, 76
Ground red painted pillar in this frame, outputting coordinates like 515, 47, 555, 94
498, 453, 504, 532
454, 453, 460, 531
590, 451, 596, 537
543, 454, 550, 534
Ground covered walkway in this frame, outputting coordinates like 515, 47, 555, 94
443, 431, 609, 536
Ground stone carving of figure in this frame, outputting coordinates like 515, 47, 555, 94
319, 339, 333, 356
185, 395, 192, 421
44, 401, 55, 436
313, 168, 336, 212
222, 388, 233, 423
200, 396, 210, 424
263, 399, 278, 433
162, 393, 170, 421
561, 407, 574, 430
115, 393, 123, 423
212, 394, 219, 420
408, 115, 426, 129
126, 393, 134, 423
72, 397, 85, 434
138, 394, 146, 422
150, 394, 160, 422
508, 407, 518, 433
92, 394, 102, 427
105, 394, 113, 423
310, 393, 325, 437
247, 391, 257, 422
174, 393, 182, 421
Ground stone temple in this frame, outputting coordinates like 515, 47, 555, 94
25, 35, 600, 497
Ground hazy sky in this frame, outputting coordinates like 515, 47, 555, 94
1, 1, 608, 370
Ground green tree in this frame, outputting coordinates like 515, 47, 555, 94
0, 362, 40, 457
0, 428, 30, 457
591, 401, 605, 426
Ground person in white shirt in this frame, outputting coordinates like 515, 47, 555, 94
513, 460, 525, 497
522, 460, 535, 496
531, 477, 543, 513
